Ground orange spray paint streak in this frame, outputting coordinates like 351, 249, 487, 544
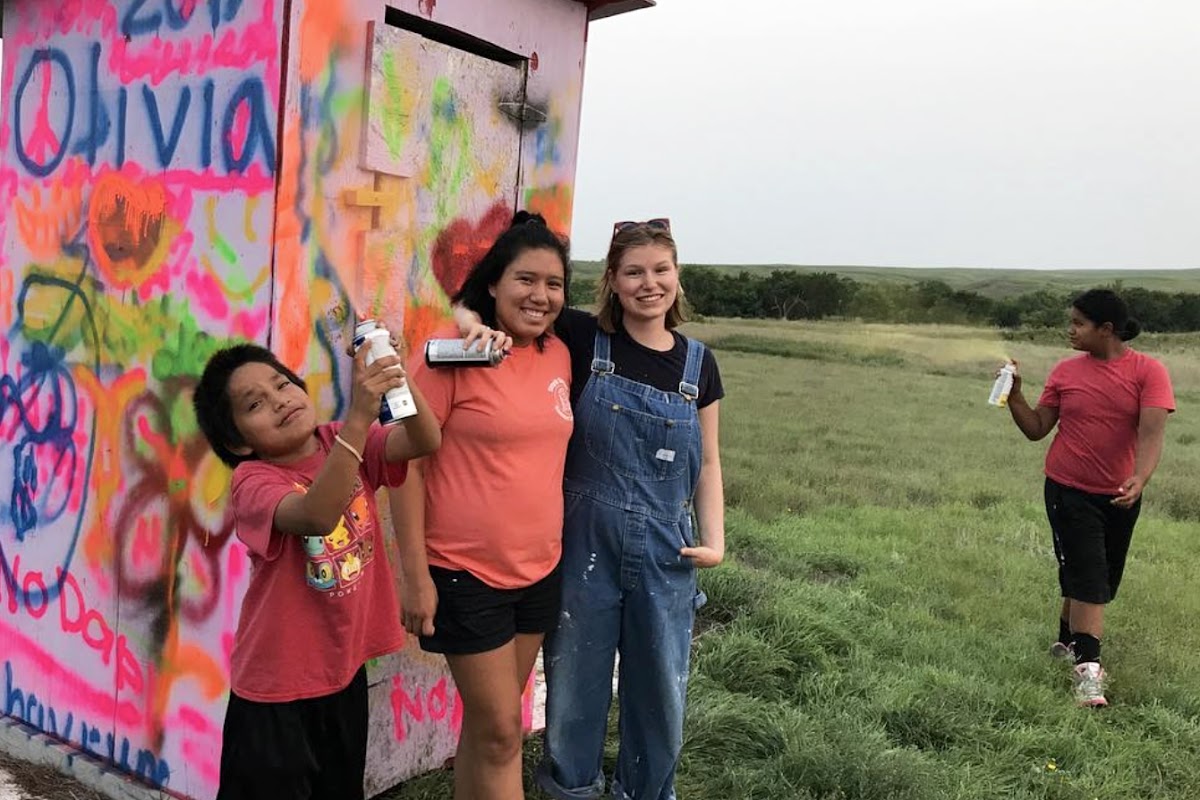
130, 415, 226, 744
0, 271, 13, 329
299, 0, 354, 83
296, 0, 371, 322
244, 196, 261, 243
15, 178, 85, 261
272, 116, 312, 370
146, 622, 227, 749
403, 303, 445, 354
524, 184, 574, 239
73, 367, 148, 569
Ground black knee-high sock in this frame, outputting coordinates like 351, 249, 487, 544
1073, 633, 1101, 665
1058, 617, 1071, 646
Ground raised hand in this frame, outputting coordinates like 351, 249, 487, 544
454, 304, 513, 355
1000, 359, 1023, 395
347, 345, 408, 427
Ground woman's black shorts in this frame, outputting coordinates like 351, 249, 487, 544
1045, 477, 1141, 604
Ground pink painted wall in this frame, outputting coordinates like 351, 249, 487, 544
0, 1, 623, 797
0, 2, 283, 797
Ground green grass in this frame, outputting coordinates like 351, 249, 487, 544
382, 319, 1200, 800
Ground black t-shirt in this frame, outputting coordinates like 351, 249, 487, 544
555, 308, 724, 409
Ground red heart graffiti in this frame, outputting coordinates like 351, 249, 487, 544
431, 202, 513, 297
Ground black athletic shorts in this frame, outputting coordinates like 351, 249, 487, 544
419, 562, 562, 655
216, 666, 368, 800
1045, 477, 1141, 604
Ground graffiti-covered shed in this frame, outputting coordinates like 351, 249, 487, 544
0, 0, 651, 798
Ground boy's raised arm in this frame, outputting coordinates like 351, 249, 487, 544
274, 348, 408, 536
385, 376, 441, 461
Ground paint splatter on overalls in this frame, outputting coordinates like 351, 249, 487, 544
540, 331, 706, 800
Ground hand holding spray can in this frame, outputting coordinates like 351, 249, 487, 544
424, 338, 506, 368
988, 360, 1016, 407
353, 320, 418, 424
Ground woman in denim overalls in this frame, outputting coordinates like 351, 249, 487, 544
538, 220, 726, 800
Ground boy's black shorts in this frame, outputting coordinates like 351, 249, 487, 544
216, 666, 367, 800
420, 562, 562, 655
1045, 477, 1141, 605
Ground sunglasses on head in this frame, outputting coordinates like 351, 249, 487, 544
612, 218, 672, 239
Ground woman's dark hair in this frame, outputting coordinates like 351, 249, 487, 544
452, 211, 571, 351
194, 343, 308, 468
1072, 288, 1141, 341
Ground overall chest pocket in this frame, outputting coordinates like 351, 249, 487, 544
585, 395, 695, 481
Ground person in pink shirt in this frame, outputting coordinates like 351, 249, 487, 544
193, 339, 441, 799
1002, 289, 1175, 708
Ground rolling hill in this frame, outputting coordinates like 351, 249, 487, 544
572, 261, 1199, 300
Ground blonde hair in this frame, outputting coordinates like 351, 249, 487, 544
596, 226, 690, 333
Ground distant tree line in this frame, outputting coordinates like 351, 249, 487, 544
651, 268, 1200, 333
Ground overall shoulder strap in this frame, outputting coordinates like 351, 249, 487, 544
679, 337, 704, 401
591, 330, 614, 375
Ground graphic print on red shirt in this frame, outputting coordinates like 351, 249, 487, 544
297, 479, 378, 596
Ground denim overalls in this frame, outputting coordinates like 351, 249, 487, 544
539, 331, 707, 800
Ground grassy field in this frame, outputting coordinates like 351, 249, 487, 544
573, 262, 1200, 300
385, 319, 1200, 800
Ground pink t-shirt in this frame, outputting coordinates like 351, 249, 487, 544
229, 422, 407, 702
1039, 350, 1175, 495
410, 330, 574, 589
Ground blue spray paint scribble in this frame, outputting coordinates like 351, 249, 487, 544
5, 662, 172, 788
1, 271, 99, 607
2, 342, 77, 541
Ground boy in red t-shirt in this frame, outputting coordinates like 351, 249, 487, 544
1003, 289, 1174, 708
193, 341, 440, 799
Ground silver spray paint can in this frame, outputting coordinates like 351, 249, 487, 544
424, 338, 505, 368
353, 320, 418, 424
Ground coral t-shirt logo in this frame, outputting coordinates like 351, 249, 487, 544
549, 377, 573, 422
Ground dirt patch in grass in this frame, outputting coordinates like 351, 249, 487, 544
0, 753, 107, 800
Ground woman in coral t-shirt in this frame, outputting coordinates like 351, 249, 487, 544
1002, 289, 1174, 708
391, 212, 573, 799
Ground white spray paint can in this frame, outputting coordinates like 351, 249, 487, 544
353, 320, 418, 424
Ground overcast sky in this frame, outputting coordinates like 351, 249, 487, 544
2, 3, 1197, 270
573, 0, 1200, 269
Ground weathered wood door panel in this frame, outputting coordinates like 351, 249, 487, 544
354, 23, 527, 344
356, 22, 538, 796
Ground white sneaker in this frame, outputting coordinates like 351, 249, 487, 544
1072, 662, 1108, 708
